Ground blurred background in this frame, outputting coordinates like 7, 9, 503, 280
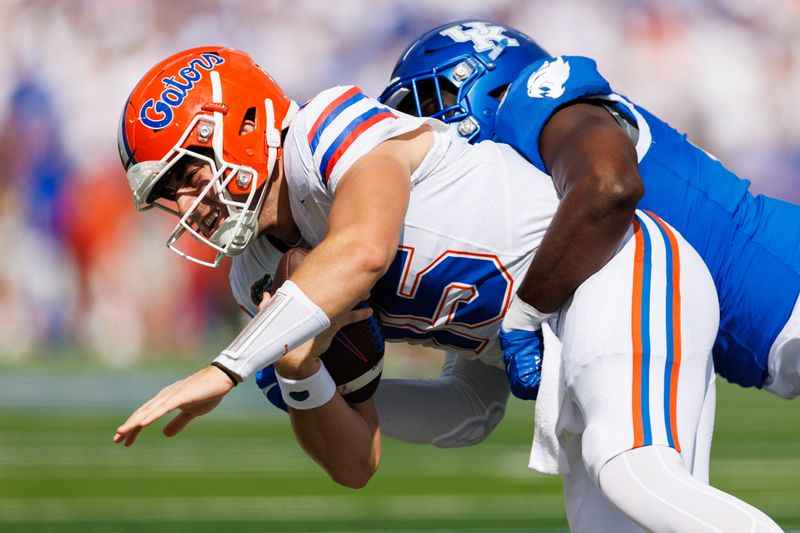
1, 0, 799, 532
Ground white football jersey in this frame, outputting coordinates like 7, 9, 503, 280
229, 236, 287, 317
281, 86, 559, 367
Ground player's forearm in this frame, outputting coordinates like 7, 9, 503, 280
291, 144, 409, 318
290, 229, 394, 316
289, 398, 381, 489
516, 175, 640, 312
214, 230, 391, 380
525, 107, 644, 312
528, 102, 644, 313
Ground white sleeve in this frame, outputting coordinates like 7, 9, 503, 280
373, 352, 510, 448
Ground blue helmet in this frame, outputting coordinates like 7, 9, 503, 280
379, 20, 549, 142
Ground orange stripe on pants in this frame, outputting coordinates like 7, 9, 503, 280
631, 217, 645, 448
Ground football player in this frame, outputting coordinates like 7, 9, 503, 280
379, 20, 800, 531
113, 47, 780, 532
379, 20, 800, 400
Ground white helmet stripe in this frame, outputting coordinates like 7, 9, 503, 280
210, 71, 225, 157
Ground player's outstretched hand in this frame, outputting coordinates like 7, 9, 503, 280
113, 365, 236, 447
498, 327, 544, 400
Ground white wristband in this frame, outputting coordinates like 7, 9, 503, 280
501, 295, 552, 332
214, 280, 331, 380
277, 360, 337, 410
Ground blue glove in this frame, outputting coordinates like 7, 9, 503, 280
498, 327, 544, 400
255, 365, 288, 413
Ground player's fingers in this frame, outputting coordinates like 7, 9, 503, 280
258, 292, 273, 311
113, 418, 149, 446
163, 411, 195, 437
114, 379, 183, 435
116, 398, 180, 445
334, 306, 373, 329
115, 392, 176, 437
113, 374, 204, 445
135, 396, 183, 429
114, 409, 148, 439
122, 426, 143, 447
116, 399, 160, 432
348, 306, 373, 323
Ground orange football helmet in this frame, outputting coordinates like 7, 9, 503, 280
117, 46, 298, 267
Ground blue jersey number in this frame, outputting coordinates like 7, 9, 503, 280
372, 247, 513, 352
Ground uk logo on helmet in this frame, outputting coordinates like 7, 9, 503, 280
527, 57, 570, 99
139, 53, 225, 130
439, 21, 520, 53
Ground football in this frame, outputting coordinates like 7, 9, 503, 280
272, 247, 384, 403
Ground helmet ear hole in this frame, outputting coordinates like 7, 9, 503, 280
239, 107, 257, 135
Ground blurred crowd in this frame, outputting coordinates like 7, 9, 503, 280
1, 0, 798, 363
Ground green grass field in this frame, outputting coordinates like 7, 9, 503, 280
0, 363, 798, 532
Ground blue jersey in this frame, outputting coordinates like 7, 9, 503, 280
494, 55, 800, 388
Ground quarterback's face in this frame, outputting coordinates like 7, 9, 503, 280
152, 119, 263, 239
168, 158, 228, 239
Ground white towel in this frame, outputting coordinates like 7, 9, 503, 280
528, 321, 571, 475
